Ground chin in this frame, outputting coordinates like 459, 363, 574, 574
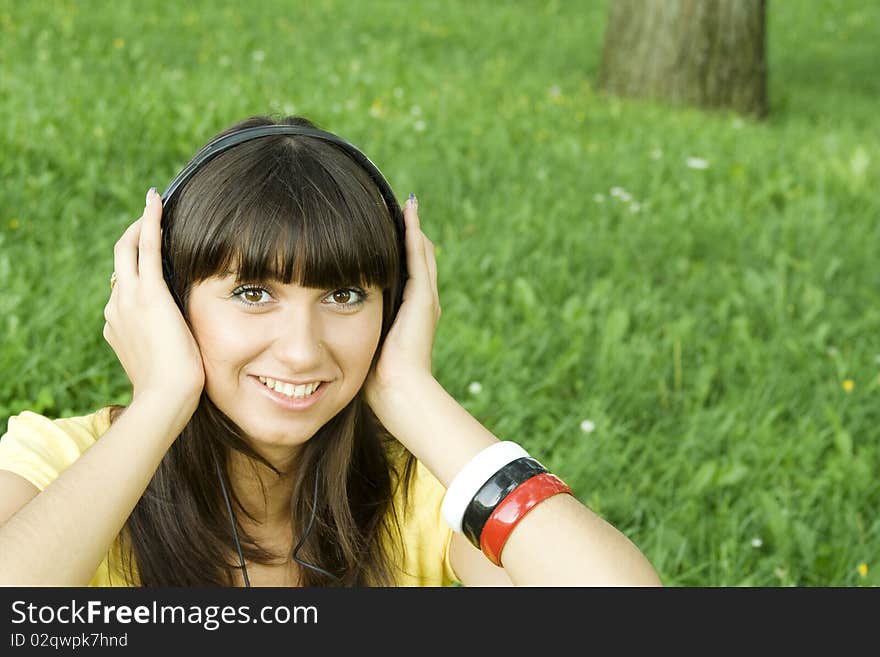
243, 421, 320, 448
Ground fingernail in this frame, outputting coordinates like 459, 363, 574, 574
146, 187, 157, 206
408, 193, 418, 209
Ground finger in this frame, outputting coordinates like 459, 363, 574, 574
411, 200, 439, 311
113, 215, 144, 283
424, 236, 439, 307
138, 187, 164, 281
424, 237, 436, 279
405, 196, 438, 311
402, 195, 426, 285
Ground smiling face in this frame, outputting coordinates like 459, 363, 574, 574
186, 276, 384, 459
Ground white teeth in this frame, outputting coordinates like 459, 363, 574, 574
258, 376, 321, 399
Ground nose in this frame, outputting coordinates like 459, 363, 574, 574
270, 305, 326, 371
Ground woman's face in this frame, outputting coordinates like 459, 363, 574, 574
187, 274, 384, 461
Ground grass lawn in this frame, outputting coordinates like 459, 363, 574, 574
1, 0, 878, 586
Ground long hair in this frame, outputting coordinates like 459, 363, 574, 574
108, 115, 417, 586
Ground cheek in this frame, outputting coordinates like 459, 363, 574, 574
329, 313, 383, 376
190, 314, 254, 376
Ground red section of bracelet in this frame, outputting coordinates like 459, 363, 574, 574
479, 473, 574, 567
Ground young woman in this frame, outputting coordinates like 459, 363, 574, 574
0, 115, 662, 587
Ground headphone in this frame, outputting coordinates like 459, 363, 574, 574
160, 123, 409, 586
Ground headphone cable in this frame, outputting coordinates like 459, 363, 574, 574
213, 453, 250, 587
291, 462, 340, 583
213, 451, 340, 586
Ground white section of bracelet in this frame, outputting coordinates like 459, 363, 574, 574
440, 441, 530, 534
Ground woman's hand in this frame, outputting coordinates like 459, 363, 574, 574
365, 195, 441, 412
102, 188, 205, 410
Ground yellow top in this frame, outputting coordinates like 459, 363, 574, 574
0, 408, 459, 587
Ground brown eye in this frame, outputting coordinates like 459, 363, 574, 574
232, 285, 272, 306
324, 288, 368, 309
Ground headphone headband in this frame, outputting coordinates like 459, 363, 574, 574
159, 123, 407, 309
161, 124, 399, 212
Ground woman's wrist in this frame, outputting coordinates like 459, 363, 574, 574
367, 370, 435, 431
129, 388, 201, 440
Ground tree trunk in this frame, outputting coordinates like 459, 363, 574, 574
598, 0, 768, 117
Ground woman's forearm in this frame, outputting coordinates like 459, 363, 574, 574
372, 374, 662, 586
0, 393, 195, 585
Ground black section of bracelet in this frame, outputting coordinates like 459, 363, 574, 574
461, 457, 548, 549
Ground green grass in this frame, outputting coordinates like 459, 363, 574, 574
1, 0, 878, 586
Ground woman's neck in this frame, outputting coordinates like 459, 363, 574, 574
227, 448, 300, 531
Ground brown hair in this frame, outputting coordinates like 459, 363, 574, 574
109, 115, 416, 586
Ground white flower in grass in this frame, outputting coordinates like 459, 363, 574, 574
849, 147, 869, 178
252, 50, 265, 63
410, 105, 422, 116
686, 157, 710, 170
468, 381, 483, 395
414, 120, 426, 132
579, 419, 595, 434
610, 187, 632, 202
751, 537, 763, 548
593, 193, 606, 203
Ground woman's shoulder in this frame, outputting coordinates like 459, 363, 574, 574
0, 406, 114, 491
0, 407, 139, 587
3, 406, 113, 450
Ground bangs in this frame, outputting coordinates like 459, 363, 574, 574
171, 135, 400, 293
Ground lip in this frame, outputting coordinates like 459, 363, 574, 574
257, 374, 329, 386
251, 375, 328, 411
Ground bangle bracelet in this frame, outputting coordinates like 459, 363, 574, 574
461, 457, 548, 549
479, 473, 574, 567
440, 441, 529, 534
